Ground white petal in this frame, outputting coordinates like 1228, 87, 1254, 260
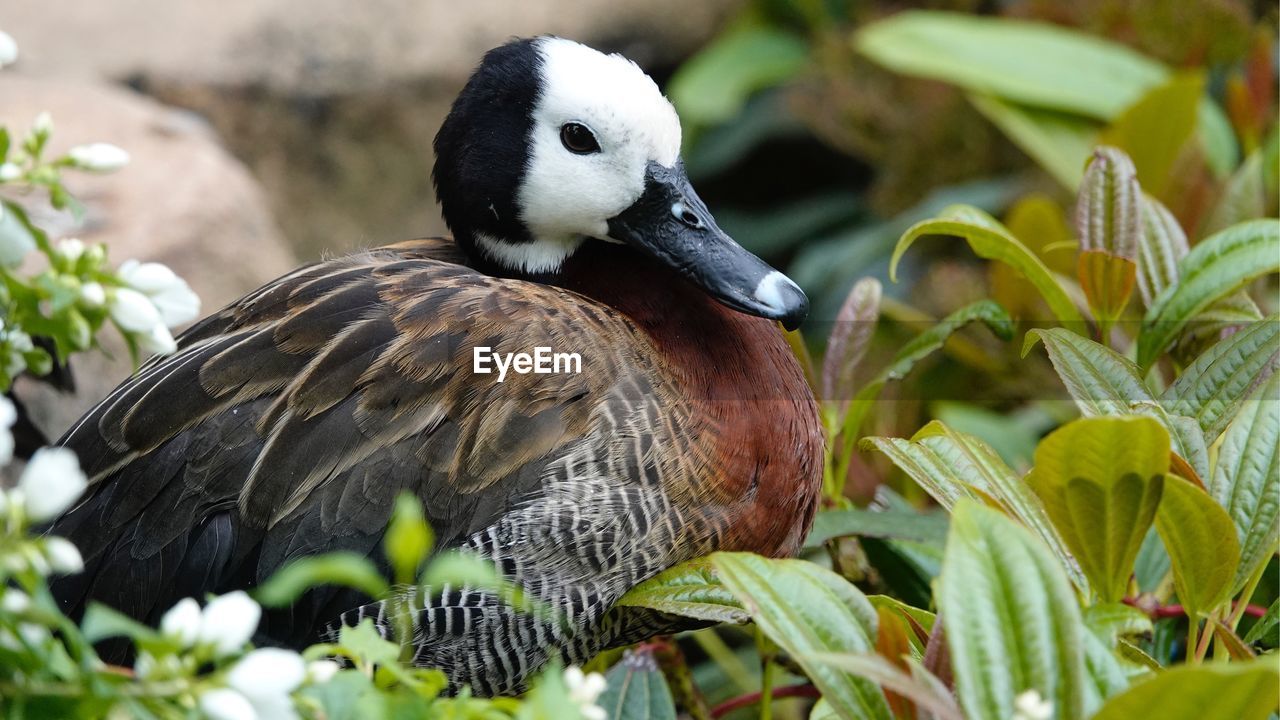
80, 282, 106, 307
199, 688, 257, 720
0, 163, 20, 182
151, 281, 200, 327
0, 31, 17, 68
161, 597, 202, 647
44, 536, 84, 574
119, 260, 178, 294
68, 143, 130, 172
198, 591, 261, 657
0, 396, 16, 466
139, 323, 177, 356
228, 648, 307, 699
1, 589, 29, 614
56, 238, 85, 263
18, 447, 87, 522
109, 287, 161, 332
32, 112, 52, 136
306, 660, 341, 683
581, 706, 607, 720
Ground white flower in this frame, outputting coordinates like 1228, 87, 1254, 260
306, 660, 341, 683
160, 597, 202, 647
1012, 689, 1054, 720
68, 143, 130, 172
44, 536, 84, 574
18, 447, 87, 522
139, 322, 177, 355
228, 647, 306, 698
564, 665, 607, 720
0, 201, 36, 266
0, 395, 16, 466
80, 281, 106, 307
199, 688, 257, 720
109, 287, 161, 332
118, 260, 200, 327
0, 163, 20, 182
32, 112, 52, 137
56, 238, 86, 263
198, 591, 261, 657
0, 30, 17, 68
1, 589, 30, 614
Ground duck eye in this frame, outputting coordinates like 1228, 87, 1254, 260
560, 122, 600, 155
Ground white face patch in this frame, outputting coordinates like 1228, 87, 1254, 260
753, 271, 803, 314
513, 37, 683, 263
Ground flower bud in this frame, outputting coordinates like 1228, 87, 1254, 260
0, 163, 20, 182
0, 30, 17, 68
44, 536, 84, 574
109, 287, 162, 333
306, 660, 341, 683
67, 143, 130, 172
80, 281, 106, 307
199, 689, 257, 720
229, 648, 307, 700
1075, 146, 1141, 260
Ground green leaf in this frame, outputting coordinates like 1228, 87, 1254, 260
615, 558, 748, 625
1077, 250, 1137, 334
0, 199, 37, 266
1083, 603, 1154, 644
862, 420, 1085, 590
1027, 416, 1168, 603
823, 277, 882, 404
711, 552, 892, 720
1099, 74, 1203, 198
256, 552, 390, 607
1154, 475, 1241, 618
1137, 194, 1190, 307
1138, 219, 1280, 369
1242, 598, 1278, 646
1208, 375, 1280, 595
940, 501, 1086, 720
854, 12, 1166, 119
384, 494, 433, 586
1089, 660, 1279, 720
807, 653, 963, 720
339, 619, 402, 667
1024, 328, 1211, 481
840, 298, 1015, 447
668, 27, 808, 128
804, 506, 949, 548
1160, 316, 1278, 442
890, 204, 1085, 327
598, 649, 678, 720
968, 94, 1096, 189
81, 602, 160, 645
1204, 148, 1267, 235
853, 11, 1236, 174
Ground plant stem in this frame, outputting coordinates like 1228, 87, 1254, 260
690, 629, 754, 694
1228, 559, 1269, 631
1186, 617, 1200, 665
1193, 611, 1217, 662
757, 627, 775, 720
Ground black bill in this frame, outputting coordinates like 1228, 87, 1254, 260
605, 161, 809, 331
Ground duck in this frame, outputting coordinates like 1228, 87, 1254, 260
47, 36, 823, 696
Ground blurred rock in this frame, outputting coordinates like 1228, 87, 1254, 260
3, 0, 739, 258
0, 75, 296, 438
4, 0, 737, 93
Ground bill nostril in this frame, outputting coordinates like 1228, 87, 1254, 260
671, 202, 703, 229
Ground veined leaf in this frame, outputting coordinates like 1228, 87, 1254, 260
1026, 416, 1168, 603
940, 502, 1086, 720
1089, 660, 1279, 720
1024, 328, 1212, 481
1204, 148, 1267, 236
807, 653, 963, 720
862, 421, 1085, 590
1137, 194, 1189, 307
968, 94, 1097, 189
837, 300, 1014, 477
1208, 375, 1280, 595
1077, 250, 1137, 334
1160, 316, 1279, 442
1154, 475, 1240, 618
1242, 598, 1278, 646
1138, 219, 1280, 369
711, 553, 892, 720
891, 205, 1085, 327
614, 558, 747, 625
804, 506, 949, 549
823, 277, 882, 404
598, 649, 678, 720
